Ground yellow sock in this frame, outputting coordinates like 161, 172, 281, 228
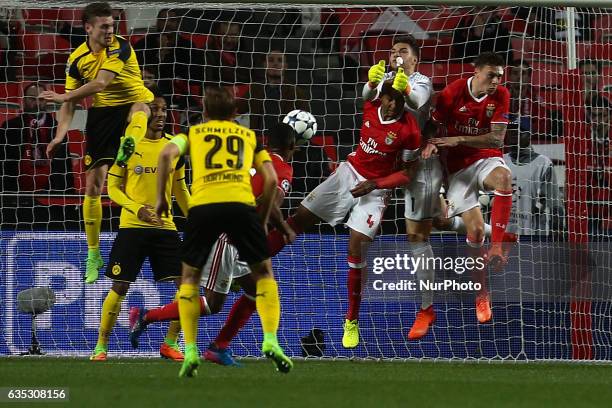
165, 291, 181, 344
178, 283, 200, 346
83, 195, 102, 250
256, 277, 280, 336
124, 111, 148, 145
97, 289, 125, 347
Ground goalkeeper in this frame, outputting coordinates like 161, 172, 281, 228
40, 2, 153, 283
90, 88, 190, 362
155, 86, 292, 377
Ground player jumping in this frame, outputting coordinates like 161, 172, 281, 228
423, 52, 513, 323
362, 35, 442, 340
90, 88, 189, 361
41, 2, 152, 283
266, 81, 422, 349
156, 87, 292, 377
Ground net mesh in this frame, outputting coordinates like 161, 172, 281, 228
0, 3, 610, 361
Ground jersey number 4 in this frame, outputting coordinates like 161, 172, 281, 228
204, 134, 245, 169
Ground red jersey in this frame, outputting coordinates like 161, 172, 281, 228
432, 77, 510, 174
348, 99, 421, 179
251, 152, 293, 198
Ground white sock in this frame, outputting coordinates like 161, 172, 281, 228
411, 242, 435, 309
450, 217, 467, 234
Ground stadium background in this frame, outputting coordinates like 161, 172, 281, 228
0, 2, 611, 363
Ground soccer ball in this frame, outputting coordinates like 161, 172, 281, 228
283, 110, 317, 142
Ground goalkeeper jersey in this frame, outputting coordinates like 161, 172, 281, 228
172, 120, 271, 208
108, 134, 187, 230
65, 35, 153, 107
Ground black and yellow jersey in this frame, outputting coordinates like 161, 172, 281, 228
171, 120, 271, 207
108, 134, 190, 230
65, 35, 153, 107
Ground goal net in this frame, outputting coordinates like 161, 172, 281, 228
0, 1, 610, 362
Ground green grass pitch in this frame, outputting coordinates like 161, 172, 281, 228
0, 358, 610, 407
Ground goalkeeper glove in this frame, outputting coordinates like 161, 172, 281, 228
368, 60, 386, 85
392, 67, 410, 94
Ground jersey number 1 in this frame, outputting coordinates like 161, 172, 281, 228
204, 134, 244, 169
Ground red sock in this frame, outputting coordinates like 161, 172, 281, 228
213, 295, 256, 349
144, 297, 209, 322
346, 256, 364, 321
466, 237, 487, 294
145, 301, 179, 322
491, 190, 513, 244
267, 216, 303, 256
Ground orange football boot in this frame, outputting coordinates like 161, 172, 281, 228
160, 342, 185, 361
407, 306, 436, 340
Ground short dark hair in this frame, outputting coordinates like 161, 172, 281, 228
380, 81, 405, 116
147, 84, 164, 99
474, 52, 505, 68
204, 86, 235, 121
393, 34, 420, 60
267, 123, 296, 150
82, 2, 113, 26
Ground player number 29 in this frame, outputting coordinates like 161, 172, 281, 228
204, 134, 244, 169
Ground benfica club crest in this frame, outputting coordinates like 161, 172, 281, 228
385, 131, 397, 145
486, 103, 496, 118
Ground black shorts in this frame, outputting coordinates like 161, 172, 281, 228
183, 203, 268, 268
85, 104, 132, 170
106, 228, 182, 283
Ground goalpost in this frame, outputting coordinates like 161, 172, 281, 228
0, 0, 610, 362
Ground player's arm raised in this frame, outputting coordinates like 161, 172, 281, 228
156, 134, 186, 218
40, 70, 116, 104
404, 73, 431, 111
362, 60, 386, 101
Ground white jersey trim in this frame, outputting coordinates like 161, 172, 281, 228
467, 77, 488, 103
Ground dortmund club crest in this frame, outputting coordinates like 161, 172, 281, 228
486, 103, 496, 118
385, 131, 397, 145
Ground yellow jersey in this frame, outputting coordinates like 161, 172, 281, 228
172, 120, 271, 207
108, 134, 189, 230
65, 35, 153, 107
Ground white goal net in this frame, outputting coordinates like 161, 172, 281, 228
0, 1, 610, 362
